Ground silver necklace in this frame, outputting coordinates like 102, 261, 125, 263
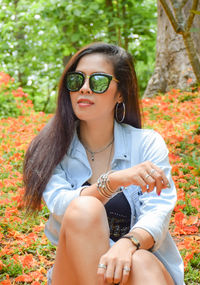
85, 138, 114, 161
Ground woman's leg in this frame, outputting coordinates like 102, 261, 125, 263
51, 196, 110, 285
127, 249, 174, 285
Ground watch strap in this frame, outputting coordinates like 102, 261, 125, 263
121, 235, 140, 250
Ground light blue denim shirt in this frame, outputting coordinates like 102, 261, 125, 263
43, 121, 184, 285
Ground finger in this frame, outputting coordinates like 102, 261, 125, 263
105, 263, 115, 284
149, 168, 167, 195
97, 262, 107, 284
112, 263, 123, 284
135, 176, 148, 193
121, 264, 131, 284
142, 172, 156, 192
149, 164, 170, 186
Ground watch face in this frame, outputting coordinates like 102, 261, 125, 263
131, 236, 138, 243
130, 236, 140, 248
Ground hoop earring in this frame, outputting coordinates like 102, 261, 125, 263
115, 102, 126, 123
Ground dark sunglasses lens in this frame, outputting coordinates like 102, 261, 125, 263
66, 73, 83, 91
90, 75, 110, 93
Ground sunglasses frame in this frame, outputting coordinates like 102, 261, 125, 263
66, 71, 119, 94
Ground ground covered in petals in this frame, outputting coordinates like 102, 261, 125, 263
0, 73, 200, 284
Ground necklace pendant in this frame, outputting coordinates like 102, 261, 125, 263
91, 153, 95, 161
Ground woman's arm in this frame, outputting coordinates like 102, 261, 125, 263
81, 160, 170, 201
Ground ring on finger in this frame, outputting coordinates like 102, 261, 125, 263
145, 174, 151, 179
150, 169, 156, 175
146, 184, 150, 191
98, 263, 107, 269
123, 266, 131, 272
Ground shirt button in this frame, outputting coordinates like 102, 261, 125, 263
124, 154, 127, 158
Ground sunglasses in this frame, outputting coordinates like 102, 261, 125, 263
65, 71, 119, 94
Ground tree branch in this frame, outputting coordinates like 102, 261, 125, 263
182, 32, 200, 82
105, 0, 117, 41
122, 4, 128, 50
116, 0, 122, 46
159, 0, 182, 33
180, 0, 189, 9
170, 0, 186, 31
185, 0, 199, 31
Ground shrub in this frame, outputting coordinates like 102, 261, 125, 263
0, 72, 33, 119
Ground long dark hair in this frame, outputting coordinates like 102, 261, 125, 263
23, 42, 142, 212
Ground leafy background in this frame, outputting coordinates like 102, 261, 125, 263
0, 0, 156, 112
0, 72, 199, 284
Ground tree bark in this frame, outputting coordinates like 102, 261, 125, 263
144, 0, 200, 97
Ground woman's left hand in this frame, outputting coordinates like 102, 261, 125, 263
97, 238, 136, 285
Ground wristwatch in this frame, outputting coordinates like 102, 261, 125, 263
121, 235, 141, 250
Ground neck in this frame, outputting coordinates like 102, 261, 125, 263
79, 119, 114, 152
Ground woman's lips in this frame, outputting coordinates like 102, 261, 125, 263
77, 98, 94, 106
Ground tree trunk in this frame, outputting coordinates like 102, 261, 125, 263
105, 0, 117, 42
144, 0, 200, 97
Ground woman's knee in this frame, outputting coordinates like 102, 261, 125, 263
131, 249, 158, 270
131, 250, 174, 284
62, 196, 107, 232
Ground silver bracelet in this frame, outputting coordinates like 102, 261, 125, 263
97, 171, 115, 198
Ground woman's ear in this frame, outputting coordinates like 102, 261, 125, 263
117, 92, 123, 103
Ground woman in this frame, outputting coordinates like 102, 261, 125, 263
23, 42, 184, 285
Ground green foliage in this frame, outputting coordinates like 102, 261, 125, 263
0, 80, 22, 119
0, 0, 157, 112
0, 257, 23, 278
0, 89, 21, 119
0, 72, 33, 118
184, 260, 200, 285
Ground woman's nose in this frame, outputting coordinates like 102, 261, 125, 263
80, 76, 92, 94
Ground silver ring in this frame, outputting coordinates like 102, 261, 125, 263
145, 174, 151, 179
150, 169, 156, 175
98, 264, 107, 269
123, 266, 131, 272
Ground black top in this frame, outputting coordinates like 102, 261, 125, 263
82, 182, 131, 242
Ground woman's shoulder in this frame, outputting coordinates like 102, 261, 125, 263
120, 123, 161, 140
119, 123, 167, 152
118, 123, 169, 164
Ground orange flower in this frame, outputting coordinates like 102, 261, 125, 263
0, 281, 12, 285
0, 259, 4, 270
0, 275, 12, 285
15, 274, 32, 282
191, 198, 200, 211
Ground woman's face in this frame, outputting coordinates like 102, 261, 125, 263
69, 53, 122, 123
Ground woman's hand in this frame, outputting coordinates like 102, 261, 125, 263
97, 238, 136, 284
109, 161, 170, 196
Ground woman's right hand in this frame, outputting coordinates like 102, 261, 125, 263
109, 161, 170, 196
97, 237, 135, 285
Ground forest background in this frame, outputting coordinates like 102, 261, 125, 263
0, 0, 158, 113
0, 0, 200, 284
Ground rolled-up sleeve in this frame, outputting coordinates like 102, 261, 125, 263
131, 130, 177, 251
